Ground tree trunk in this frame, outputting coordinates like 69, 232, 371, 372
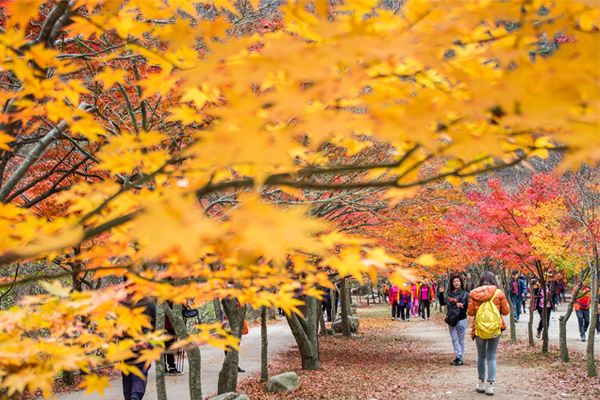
213, 298, 224, 322
156, 303, 168, 400
587, 262, 598, 377
285, 296, 319, 370
260, 306, 268, 382
165, 303, 202, 400
331, 288, 338, 321
559, 268, 588, 362
218, 299, 247, 394
528, 277, 535, 347
542, 284, 549, 354
498, 266, 517, 342
340, 277, 352, 337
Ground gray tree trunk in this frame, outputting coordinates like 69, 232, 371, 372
165, 303, 202, 400
213, 298, 224, 322
559, 268, 588, 362
218, 299, 246, 394
587, 262, 598, 377
340, 277, 352, 337
260, 306, 268, 382
528, 278, 535, 347
285, 296, 320, 370
156, 303, 168, 400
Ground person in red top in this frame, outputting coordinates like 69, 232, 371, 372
574, 283, 592, 341
388, 285, 401, 320
419, 280, 435, 320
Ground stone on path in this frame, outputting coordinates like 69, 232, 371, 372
266, 371, 299, 393
210, 392, 249, 400
332, 315, 359, 333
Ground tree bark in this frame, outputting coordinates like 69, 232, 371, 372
218, 299, 246, 394
528, 277, 535, 347
156, 303, 168, 400
165, 303, 202, 400
285, 296, 319, 370
559, 269, 588, 362
213, 298, 224, 322
340, 277, 352, 337
260, 306, 268, 382
587, 262, 598, 377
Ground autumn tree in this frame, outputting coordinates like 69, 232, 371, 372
0, 0, 598, 398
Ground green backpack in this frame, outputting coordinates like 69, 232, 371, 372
475, 289, 502, 339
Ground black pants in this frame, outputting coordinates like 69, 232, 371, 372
400, 304, 410, 320
122, 362, 148, 400
391, 301, 401, 319
597, 313, 600, 333
421, 300, 430, 319
576, 309, 590, 337
322, 301, 332, 322
537, 308, 552, 333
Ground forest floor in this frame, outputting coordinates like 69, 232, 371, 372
238, 304, 600, 400
51, 303, 600, 399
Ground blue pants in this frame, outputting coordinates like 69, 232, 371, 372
122, 362, 149, 400
510, 295, 522, 321
475, 336, 500, 383
449, 319, 467, 358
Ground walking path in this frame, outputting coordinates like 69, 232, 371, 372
54, 321, 295, 400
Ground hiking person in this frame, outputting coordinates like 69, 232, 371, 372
445, 274, 469, 366
399, 284, 412, 321
467, 271, 510, 396
121, 296, 156, 400
410, 282, 420, 318
520, 274, 529, 315
419, 279, 435, 320
322, 289, 333, 322
534, 281, 554, 339
508, 271, 527, 322
574, 283, 592, 341
388, 284, 401, 320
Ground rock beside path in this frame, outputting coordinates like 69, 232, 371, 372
211, 392, 250, 400
332, 316, 359, 333
266, 371, 299, 392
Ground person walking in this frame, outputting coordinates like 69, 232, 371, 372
121, 297, 156, 400
574, 283, 592, 341
410, 282, 420, 318
534, 281, 554, 339
399, 284, 412, 321
520, 274, 529, 315
445, 274, 469, 366
419, 280, 435, 320
467, 271, 510, 396
388, 284, 401, 320
508, 271, 527, 322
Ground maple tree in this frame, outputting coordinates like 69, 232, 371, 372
0, 0, 598, 397
442, 174, 590, 353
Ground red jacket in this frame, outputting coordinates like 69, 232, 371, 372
388, 285, 400, 304
467, 285, 510, 339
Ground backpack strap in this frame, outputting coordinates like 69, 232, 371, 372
490, 289, 500, 302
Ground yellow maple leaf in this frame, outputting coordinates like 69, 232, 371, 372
82, 375, 110, 396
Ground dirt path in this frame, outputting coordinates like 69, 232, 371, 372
54, 321, 295, 400
400, 319, 542, 399
394, 302, 598, 400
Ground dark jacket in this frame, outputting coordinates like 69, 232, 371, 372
509, 277, 527, 298
445, 289, 469, 326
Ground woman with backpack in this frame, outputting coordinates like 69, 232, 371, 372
467, 271, 510, 396
534, 281, 554, 339
445, 274, 469, 366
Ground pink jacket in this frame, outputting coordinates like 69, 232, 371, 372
388, 285, 400, 304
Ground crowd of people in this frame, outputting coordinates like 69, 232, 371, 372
384, 269, 600, 397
